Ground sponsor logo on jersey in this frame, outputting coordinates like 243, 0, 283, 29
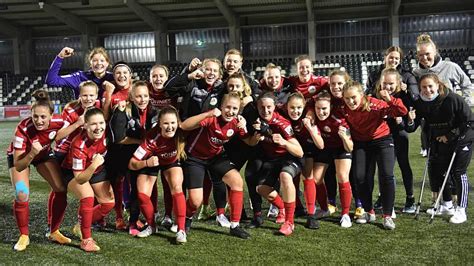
210, 136, 225, 145
49, 131, 57, 140
210, 97, 218, 106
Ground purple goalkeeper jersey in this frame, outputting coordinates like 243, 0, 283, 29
45, 56, 114, 99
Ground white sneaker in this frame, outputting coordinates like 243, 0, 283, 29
136, 225, 154, 238
316, 209, 330, 219
421, 149, 428, 157
161, 216, 173, 228
170, 224, 178, 233
340, 214, 352, 228
427, 204, 455, 216
176, 230, 187, 244
216, 214, 231, 228
449, 207, 467, 224
383, 217, 396, 230
267, 204, 279, 218
355, 212, 376, 224
391, 209, 397, 219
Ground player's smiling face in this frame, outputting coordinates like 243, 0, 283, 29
297, 59, 312, 83
224, 54, 242, 75
114, 66, 131, 89
330, 74, 345, 99
287, 97, 305, 121
221, 97, 240, 122
258, 98, 275, 122
79, 85, 98, 109
315, 99, 331, 121
159, 113, 178, 138
132, 85, 150, 111
343, 87, 362, 111
204, 61, 221, 86
264, 68, 281, 90
150, 67, 168, 91
85, 113, 105, 140
90, 53, 109, 76
32, 106, 52, 131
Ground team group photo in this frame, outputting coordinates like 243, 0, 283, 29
0, 0, 473, 264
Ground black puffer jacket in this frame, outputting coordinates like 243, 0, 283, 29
406, 90, 474, 145
366, 64, 419, 103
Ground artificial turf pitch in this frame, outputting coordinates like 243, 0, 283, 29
0, 121, 473, 264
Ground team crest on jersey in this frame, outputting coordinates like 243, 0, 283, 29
308, 86, 316, 94
284, 126, 293, 135
323, 126, 331, 133
226, 129, 234, 137
49, 131, 57, 140
210, 97, 218, 106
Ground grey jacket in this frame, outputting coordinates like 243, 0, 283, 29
413, 57, 473, 105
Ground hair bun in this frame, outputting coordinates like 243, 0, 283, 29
417, 33, 432, 44
31, 89, 49, 101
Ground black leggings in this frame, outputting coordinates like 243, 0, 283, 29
245, 158, 264, 214
429, 141, 472, 207
393, 130, 414, 197
353, 136, 396, 216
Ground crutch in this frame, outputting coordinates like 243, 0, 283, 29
414, 148, 430, 220
429, 148, 457, 224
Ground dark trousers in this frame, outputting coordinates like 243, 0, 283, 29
353, 136, 396, 216
429, 141, 472, 208
393, 130, 414, 197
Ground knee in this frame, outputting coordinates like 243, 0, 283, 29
14, 181, 29, 202
170, 183, 182, 193
279, 173, 293, 187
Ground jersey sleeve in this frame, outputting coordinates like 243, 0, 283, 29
281, 123, 295, 140
71, 145, 87, 171
199, 116, 214, 128
12, 126, 28, 151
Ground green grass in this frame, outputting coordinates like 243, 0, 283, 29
0, 121, 473, 264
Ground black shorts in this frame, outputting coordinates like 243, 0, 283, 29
302, 144, 319, 158
314, 147, 352, 164
183, 153, 236, 189
53, 151, 67, 166
138, 161, 181, 176
63, 168, 108, 185
7, 152, 55, 169
258, 155, 302, 188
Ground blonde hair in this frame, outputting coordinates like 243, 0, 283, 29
225, 49, 243, 60
65, 81, 98, 110
416, 33, 438, 55
287, 91, 306, 105
329, 69, 351, 83
87, 47, 110, 66
294, 54, 312, 65
375, 68, 402, 99
202, 58, 223, 79
150, 64, 169, 78
227, 72, 252, 99
125, 80, 149, 117
343, 80, 371, 112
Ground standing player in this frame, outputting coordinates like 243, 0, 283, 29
407, 74, 473, 223
284, 92, 324, 229
45, 46, 114, 99
289, 55, 328, 99
342, 81, 407, 230
61, 108, 114, 252
129, 107, 187, 242
374, 68, 418, 213
180, 92, 251, 239
108, 80, 158, 235
8, 90, 70, 251
312, 90, 354, 228
222, 49, 261, 97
